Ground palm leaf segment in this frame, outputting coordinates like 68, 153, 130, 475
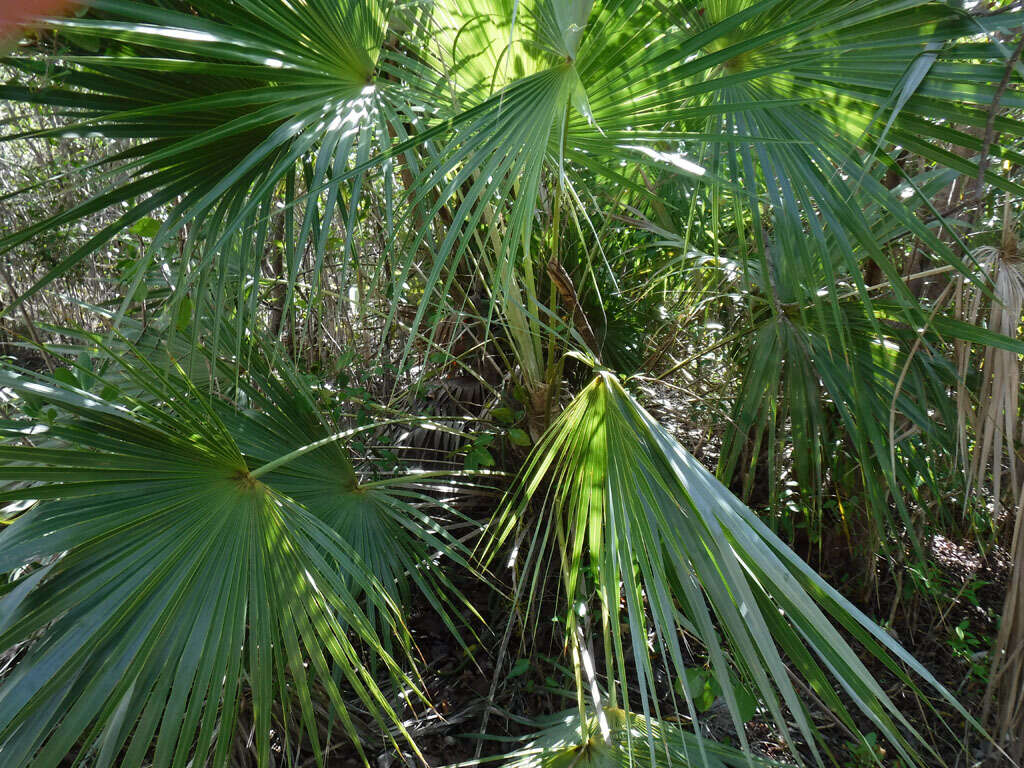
0, 350, 453, 768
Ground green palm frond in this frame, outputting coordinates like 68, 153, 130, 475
1, 0, 407, 326
8, 0, 1023, 353
489, 371, 976, 766
222, 346, 479, 632
0, 348, 440, 768
718, 297, 964, 542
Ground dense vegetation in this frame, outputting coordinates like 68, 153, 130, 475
2, 1, 1024, 765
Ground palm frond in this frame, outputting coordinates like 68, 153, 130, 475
490, 371, 977, 766
0, 347, 432, 767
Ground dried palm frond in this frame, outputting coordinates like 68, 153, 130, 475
960, 198, 1024, 761
957, 202, 1024, 521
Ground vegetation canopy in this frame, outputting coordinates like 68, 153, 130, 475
2, 0, 1024, 766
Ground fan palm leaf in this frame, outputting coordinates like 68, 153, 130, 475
0, 345, 460, 768
1, 0, 409, 332
489, 371, 977, 766
6, 1, 1024, 362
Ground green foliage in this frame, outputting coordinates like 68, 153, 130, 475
950, 620, 991, 686
489, 372, 975, 766
0, 342, 478, 767
2, 0, 1023, 765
